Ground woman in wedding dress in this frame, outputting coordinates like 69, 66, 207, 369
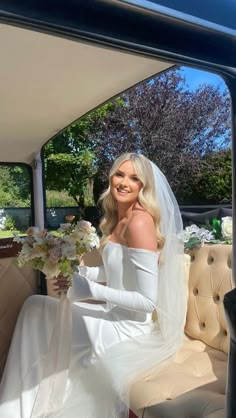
0, 153, 186, 418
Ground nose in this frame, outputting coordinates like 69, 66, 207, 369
119, 176, 129, 187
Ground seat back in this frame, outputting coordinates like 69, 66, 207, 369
0, 258, 37, 377
185, 244, 233, 354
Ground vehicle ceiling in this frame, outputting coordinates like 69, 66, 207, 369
0, 23, 173, 164
0, 0, 236, 164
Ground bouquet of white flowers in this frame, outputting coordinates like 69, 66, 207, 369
14, 220, 100, 282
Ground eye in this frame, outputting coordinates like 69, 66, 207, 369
114, 171, 123, 177
131, 176, 139, 182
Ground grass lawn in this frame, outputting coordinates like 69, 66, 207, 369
0, 230, 21, 239
0, 229, 60, 239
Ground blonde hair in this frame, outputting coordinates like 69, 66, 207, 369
99, 153, 165, 250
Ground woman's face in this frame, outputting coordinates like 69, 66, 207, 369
111, 160, 142, 206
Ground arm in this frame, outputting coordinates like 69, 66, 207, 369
74, 265, 106, 283
67, 249, 159, 313
53, 265, 106, 296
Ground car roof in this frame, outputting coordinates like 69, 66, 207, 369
129, 0, 236, 32
0, 23, 172, 164
0, 0, 235, 164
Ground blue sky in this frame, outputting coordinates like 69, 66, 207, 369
180, 66, 226, 91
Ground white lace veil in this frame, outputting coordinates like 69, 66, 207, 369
72, 157, 188, 418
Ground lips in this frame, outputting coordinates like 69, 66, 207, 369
117, 188, 129, 194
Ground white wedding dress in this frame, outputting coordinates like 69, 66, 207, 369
0, 241, 160, 418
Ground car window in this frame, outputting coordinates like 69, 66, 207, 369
0, 164, 33, 257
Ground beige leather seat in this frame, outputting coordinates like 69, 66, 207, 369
0, 260, 38, 377
130, 244, 233, 418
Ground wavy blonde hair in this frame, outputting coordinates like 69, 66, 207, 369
99, 153, 165, 250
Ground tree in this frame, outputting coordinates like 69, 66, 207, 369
93, 68, 231, 204
0, 166, 31, 207
8, 166, 32, 202
44, 101, 123, 210
186, 149, 232, 204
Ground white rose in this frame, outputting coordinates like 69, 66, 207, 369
221, 216, 232, 239
42, 261, 61, 280
185, 224, 199, 236
179, 230, 191, 243
59, 223, 71, 232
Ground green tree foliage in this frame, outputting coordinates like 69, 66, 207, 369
0, 165, 31, 207
185, 149, 232, 204
44, 101, 123, 209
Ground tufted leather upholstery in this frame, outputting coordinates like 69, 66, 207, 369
0, 258, 38, 378
130, 244, 233, 418
224, 287, 236, 418
185, 244, 232, 354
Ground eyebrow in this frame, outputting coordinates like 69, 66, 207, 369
116, 169, 139, 177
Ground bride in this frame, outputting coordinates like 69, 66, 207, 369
0, 152, 186, 417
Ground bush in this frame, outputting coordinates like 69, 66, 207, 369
46, 190, 75, 207
3, 215, 16, 231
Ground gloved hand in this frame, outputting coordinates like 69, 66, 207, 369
73, 265, 106, 283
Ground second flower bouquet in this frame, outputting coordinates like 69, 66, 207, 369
180, 216, 232, 252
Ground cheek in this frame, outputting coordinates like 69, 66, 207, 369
111, 177, 117, 188
133, 182, 142, 193
110, 178, 118, 196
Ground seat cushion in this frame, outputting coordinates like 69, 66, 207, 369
0, 258, 38, 378
142, 391, 225, 418
130, 336, 227, 418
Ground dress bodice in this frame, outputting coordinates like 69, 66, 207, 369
102, 241, 158, 289
102, 241, 159, 320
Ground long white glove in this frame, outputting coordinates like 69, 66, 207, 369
68, 249, 159, 313
74, 265, 106, 283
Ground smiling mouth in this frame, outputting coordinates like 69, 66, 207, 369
117, 188, 129, 194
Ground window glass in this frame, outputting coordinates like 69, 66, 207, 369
0, 164, 33, 256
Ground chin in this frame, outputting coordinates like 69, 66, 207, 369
116, 196, 137, 205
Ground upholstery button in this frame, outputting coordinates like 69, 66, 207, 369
207, 256, 214, 264
193, 288, 199, 296
200, 321, 206, 329
213, 293, 220, 303
224, 330, 227, 336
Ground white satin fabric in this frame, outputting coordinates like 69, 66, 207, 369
0, 242, 159, 418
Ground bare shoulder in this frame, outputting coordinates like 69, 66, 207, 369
128, 210, 154, 229
126, 210, 157, 251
